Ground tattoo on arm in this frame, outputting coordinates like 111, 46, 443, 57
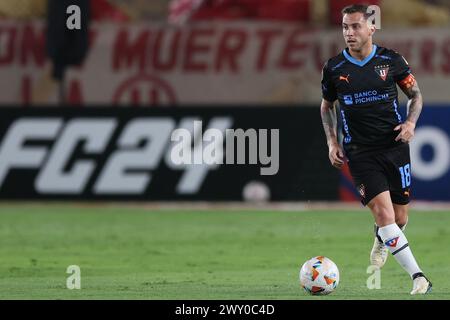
320, 100, 338, 146
399, 75, 423, 125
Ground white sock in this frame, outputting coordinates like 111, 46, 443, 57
399, 218, 408, 231
375, 219, 408, 241
378, 223, 422, 278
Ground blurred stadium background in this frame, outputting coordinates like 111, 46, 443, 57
0, 0, 449, 299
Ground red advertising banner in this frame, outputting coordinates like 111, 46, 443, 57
1, 20, 449, 106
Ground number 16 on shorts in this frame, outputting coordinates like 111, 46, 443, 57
399, 164, 411, 188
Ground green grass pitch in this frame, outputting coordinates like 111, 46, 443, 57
0, 203, 449, 299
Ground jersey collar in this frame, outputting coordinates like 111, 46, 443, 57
343, 44, 377, 67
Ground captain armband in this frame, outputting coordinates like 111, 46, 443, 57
397, 73, 416, 90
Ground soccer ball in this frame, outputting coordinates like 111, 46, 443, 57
299, 256, 339, 295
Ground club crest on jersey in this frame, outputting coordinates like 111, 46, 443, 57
375, 65, 389, 81
385, 236, 400, 247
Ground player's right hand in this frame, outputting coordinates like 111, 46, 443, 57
328, 143, 345, 169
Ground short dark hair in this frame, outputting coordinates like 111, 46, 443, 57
341, 4, 373, 20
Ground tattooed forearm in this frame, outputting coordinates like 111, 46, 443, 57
400, 80, 423, 125
320, 100, 338, 146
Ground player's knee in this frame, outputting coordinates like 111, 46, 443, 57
375, 208, 395, 226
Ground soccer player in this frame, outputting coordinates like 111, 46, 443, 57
320, 4, 432, 294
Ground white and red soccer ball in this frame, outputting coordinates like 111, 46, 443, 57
299, 256, 340, 295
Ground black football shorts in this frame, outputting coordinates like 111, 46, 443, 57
348, 143, 411, 206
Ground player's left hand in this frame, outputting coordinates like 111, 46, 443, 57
394, 121, 416, 143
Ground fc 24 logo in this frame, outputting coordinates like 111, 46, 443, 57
0, 117, 231, 195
